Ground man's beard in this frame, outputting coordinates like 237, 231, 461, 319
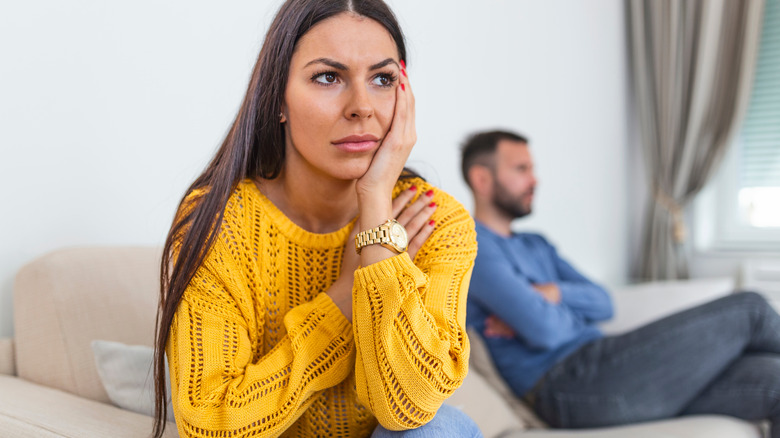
492, 182, 532, 220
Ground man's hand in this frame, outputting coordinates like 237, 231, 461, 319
532, 283, 561, 304
484, 315, 515, 339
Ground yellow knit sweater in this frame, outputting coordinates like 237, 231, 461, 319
167, 177, 477, 437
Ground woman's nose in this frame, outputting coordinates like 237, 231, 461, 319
345, 86, 374, 120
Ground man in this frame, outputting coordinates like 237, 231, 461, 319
461, 130, 780, 433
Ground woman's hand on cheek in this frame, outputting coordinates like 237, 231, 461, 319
355, 63, 415, 236
355, 63, 416, 203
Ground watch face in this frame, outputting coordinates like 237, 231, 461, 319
390, 222, 408, 249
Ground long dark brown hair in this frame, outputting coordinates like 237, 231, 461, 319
152, 0, 408, 436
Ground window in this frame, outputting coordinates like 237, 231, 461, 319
695, 0, 780, 251
738, 0, 780, 228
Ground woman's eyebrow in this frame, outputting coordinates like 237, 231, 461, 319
303, 57, 398, 71
369, 58, 397, 70
304, 58, 348, 70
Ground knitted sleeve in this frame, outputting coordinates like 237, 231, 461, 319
352, 183, 477, 430
167, 202, 355, 437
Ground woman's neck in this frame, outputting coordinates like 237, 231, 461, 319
258, 167, 359, 234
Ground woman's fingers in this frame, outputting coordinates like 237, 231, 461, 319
406, 218, 435, 261
391, 185, 418, 218
404, 199, 436, 233
395, 188, 436, 260
396, 189, 435, 225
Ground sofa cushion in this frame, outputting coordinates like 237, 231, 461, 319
600, 277, 735, 335
13, 247, 162, 403
92, 340, 175, 422
0, 374, 179, 437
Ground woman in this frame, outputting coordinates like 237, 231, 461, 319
152, 1, 479, 437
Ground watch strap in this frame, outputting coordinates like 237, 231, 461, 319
355, 222, 393, 254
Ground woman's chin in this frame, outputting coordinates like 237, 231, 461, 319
340, 168, 371, 182
329, 160, 372, 182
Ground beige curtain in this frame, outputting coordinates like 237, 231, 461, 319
629, 0, 765, 281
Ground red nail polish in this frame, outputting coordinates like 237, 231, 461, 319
428, 202, 436, 208
401, 69, 407, 78
409, 185, 417, 191
429, 220, 435, 226
425, 189, 434, 197
400, 83, 405, 91
400, 59, 406, 69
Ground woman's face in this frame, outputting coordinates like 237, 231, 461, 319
282, 12, 401, 182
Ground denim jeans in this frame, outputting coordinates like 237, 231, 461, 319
371, 404, 483, 438
532, 292, 780, 437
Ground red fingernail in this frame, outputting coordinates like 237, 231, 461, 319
409, 185, 417, 191
429, 220, 435, 226
401, 69, 407, 78
425, 189, 434, 197
400, 83, 405, 91
400, 59, 406, 69
428, 202, 436, 208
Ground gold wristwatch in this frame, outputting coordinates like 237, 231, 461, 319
355, 219, 408, 254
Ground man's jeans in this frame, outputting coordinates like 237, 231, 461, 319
532, 292, 780, 437
371, 404, 483, 438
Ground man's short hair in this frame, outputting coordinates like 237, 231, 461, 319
460, 130, 529, 188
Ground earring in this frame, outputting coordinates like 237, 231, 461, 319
279, 112, 286, 123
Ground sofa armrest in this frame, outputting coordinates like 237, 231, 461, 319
600, 277, 736, 335
0, 375, 178, 437
0, 338, 14, 376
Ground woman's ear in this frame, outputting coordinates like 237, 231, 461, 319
280, 103, 288, 123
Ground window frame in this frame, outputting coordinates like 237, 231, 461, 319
694, 139, 780, 253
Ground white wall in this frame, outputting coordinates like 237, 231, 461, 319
399, 0, 630, 292
0, 0, 630, 337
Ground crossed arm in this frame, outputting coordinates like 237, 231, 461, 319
471, 235, 613, 349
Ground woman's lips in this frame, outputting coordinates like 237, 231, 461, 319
332, 135, 379, 153
333, 140, 379, 153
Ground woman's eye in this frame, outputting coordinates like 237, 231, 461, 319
314, 72, 338, 85
372, 73, 396, 87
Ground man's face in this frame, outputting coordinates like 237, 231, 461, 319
491, 140, 537, 219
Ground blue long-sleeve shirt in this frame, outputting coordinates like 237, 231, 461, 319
467, 221, 614, 396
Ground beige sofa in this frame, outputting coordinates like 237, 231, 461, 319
0, 247, 178, 437
0, 247, 766, 437
451, 277, 767, 437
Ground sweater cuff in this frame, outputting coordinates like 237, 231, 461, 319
354, 252, 425, 288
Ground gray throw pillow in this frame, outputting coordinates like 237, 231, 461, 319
91, 340, 176, 423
